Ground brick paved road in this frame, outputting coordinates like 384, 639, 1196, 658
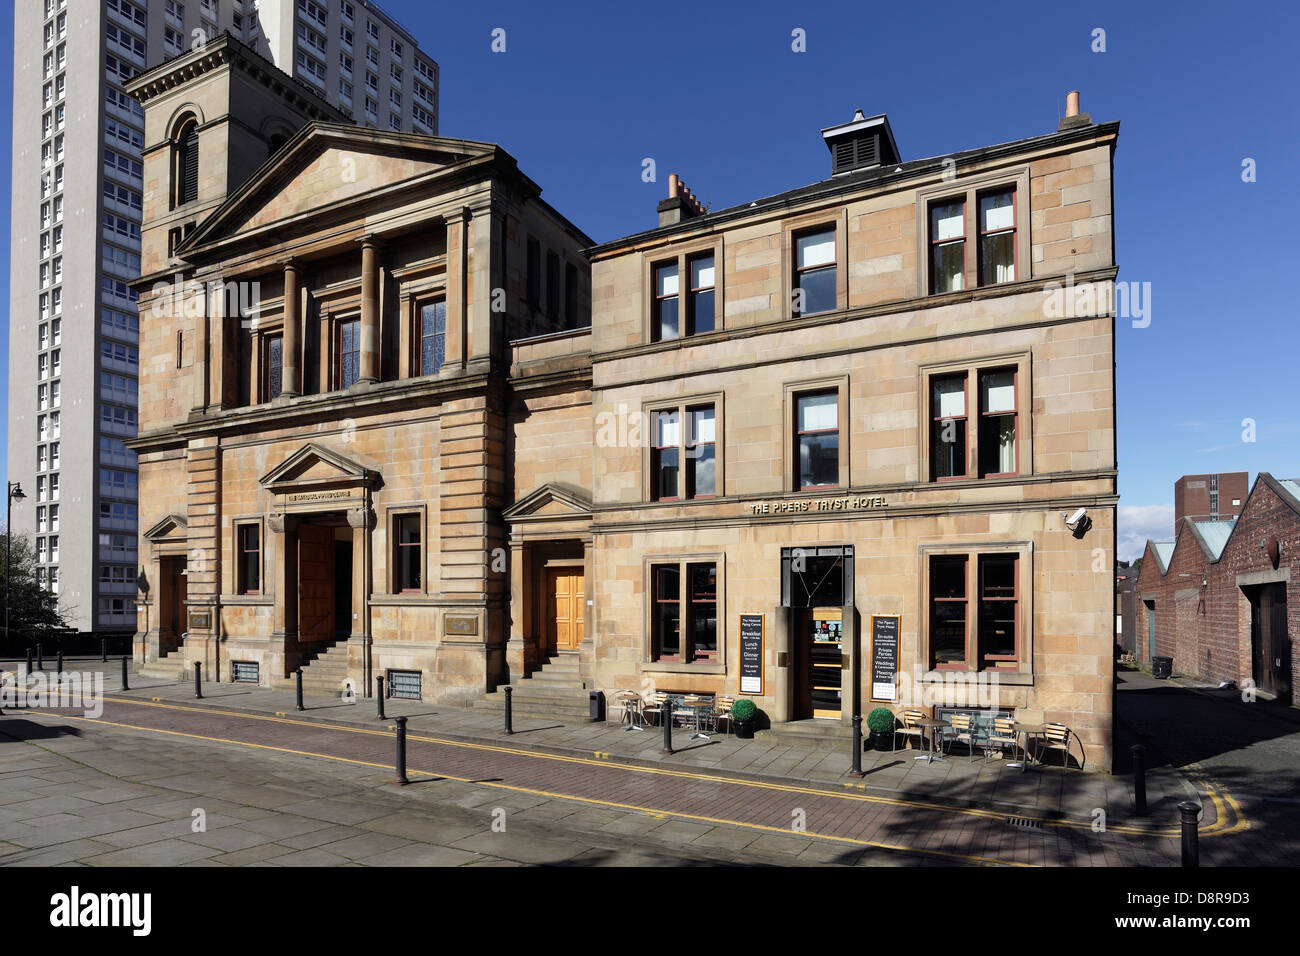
7, 695, 1195, 866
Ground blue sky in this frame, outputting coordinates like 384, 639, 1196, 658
2, 0, 1297, 559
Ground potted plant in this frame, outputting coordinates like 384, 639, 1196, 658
867, 707, 896, 751
731, 698, 758, 739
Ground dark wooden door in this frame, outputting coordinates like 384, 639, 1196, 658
298, 524, 335, 643
1253, 583, 1290, 699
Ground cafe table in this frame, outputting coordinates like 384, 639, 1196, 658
912, 716, 950, 764
1008, 721, 1044, 771
681, 696, 713, 740
613, 690, 643, 731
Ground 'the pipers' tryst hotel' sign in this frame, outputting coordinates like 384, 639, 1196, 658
750, 495, 888, 515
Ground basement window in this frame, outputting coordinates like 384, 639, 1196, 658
387, 670, 422, 700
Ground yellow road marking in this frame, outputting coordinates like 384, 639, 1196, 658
30, 709, 1025, 867
82, 694, 1240, 837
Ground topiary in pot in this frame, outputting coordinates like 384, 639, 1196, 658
731, 697, 758, 739
867, 707, 896, 751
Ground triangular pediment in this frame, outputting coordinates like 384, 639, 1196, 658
182, 123, 498, 251
503, 483, 593, 521
144, 513, 188, 541
260, 442, 379, 491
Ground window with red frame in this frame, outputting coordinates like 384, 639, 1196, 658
978, 187, 1016, 285
978, 554, 1018, 668
686, 406, 716, 498
930, 555, 967, 668
929, 199, 965, 293
931, 373, 967, 480
651, 409, 680, 500
977, 367, 1017, 477
394, 514, 421, 592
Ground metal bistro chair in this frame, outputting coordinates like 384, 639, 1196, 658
987, 717, 1021, 764
895, 709, 927, 752
943, 712, 980, 762
1038, 722, 1081, 771
614, 690, 644, 731
641, 692, 669, 727
713, 695, 737, 734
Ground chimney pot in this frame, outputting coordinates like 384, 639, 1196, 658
1065, 90, 1080, 117
668, 173, 679, 198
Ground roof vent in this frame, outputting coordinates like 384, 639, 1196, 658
821, 110, 900, 176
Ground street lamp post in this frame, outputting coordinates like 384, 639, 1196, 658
5, 482, 27, 650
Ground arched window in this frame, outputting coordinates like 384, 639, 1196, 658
174, 117, 199, 207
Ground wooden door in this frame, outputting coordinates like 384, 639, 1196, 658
298, 524, 335, 643
1253, 584, 1290, 698
547, 569, 585, 651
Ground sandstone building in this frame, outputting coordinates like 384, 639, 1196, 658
128, 40, 1122, 768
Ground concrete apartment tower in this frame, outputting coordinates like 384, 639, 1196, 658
7, 0, 438, 640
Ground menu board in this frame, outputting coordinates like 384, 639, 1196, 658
870, 615, 899, 702
739, 614, 764, 695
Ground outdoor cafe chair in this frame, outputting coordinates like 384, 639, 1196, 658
1038, 722, 1081, 771
944, 712, 980, 762
896, 709, 927, 751
713, 695, 736, 734
987, 717, 1021, 763
641, 692, 669, 727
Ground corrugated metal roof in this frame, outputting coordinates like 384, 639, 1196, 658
1192, 519, 1236, 560
1154, 542, 1175, 568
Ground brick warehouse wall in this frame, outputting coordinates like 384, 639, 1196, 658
1137, 474, 1299, 695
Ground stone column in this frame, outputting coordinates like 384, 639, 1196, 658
268, 512, 299, 673
282, 259, 301, 397
347, 505, 374, 694
359, 237, 380, 384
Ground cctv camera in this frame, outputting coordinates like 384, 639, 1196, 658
1066, 507, 1087, 527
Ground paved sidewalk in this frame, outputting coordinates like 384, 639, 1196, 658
1, 661, 1204, 834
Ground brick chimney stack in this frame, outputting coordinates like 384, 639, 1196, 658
658, 174, 707, 227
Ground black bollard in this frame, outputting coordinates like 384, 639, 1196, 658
376, 676, 386, 720
503, 686, 514, 735
121, 656, 129, 691
1131, 744, 1148, 816
194, 661, 203, 699
56, 650, 64, 681
26, 647, 33, 673
295, 669, 305, 712
851, 714, 864, 776
393, 715, 409, 785
661, 698, 674, 755
36, 643, 43, 671
1179, 801, 1200, 867
101, 638, 108, 663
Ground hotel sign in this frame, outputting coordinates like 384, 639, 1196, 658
750, 495, 888, 515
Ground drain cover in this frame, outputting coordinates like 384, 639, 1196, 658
1006, 816, 1043, 829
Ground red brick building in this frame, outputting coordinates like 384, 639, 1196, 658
1174, 472, 1248, 524
1136, 472, 1298, 701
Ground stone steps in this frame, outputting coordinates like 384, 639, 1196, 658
472, 654, 594, 721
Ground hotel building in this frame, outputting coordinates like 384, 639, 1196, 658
126, 39, 1122, 768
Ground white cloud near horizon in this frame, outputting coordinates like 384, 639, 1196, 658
1118, 504, 1175, 563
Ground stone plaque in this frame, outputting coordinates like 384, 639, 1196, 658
444, 615, 479, 636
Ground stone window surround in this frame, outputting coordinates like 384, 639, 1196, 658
641, 551, 727, 675
782, 374, 851, 493
913, 166, 1032, 299
640, 390, 726, 504
385, 502, 428, 596
640, 234, 724, 343
781, 208, 849, 320
227, 515, 268, 603
916, 349, 1034, 485
917, 539, 1034, 684
405, 288, 448, 379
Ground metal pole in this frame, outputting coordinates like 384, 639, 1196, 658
375, 676, 386, 720
393, 715, 409, 785
36, 643, 43, 671
1179, 801, 1200, 867
503, 685, 514, 735
101, 638, 107, 663
56, 650, 63, 679
25, 646, 32, 674
295, 668, 305, 711
1131, 744, 1148, 816
121, 656, 129, 691
661, 698, 674, 755
851, 714, 863, 776
194, 661, 202, 699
